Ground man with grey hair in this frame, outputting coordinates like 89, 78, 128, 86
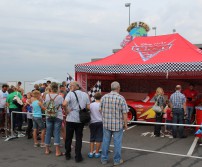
169, 85, 186, 138
100, 81, 128, 166
63, 81, 90, 163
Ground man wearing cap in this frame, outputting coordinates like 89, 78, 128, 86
170, 85, 186, 138
63, 81, 90, 163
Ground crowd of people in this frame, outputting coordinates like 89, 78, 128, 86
0, 80, 199, 166
153, 83, 198, 138
0, 80, 128, 166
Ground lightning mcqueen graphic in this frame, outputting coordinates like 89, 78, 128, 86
126, 92, 171, 124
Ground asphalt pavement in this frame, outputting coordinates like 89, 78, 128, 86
1, 125, 202, 167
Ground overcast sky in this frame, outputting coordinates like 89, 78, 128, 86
1, 0, 202, 83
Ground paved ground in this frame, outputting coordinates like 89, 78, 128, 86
1, 125, 202, 167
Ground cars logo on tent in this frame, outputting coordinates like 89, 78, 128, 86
132, 40, 175, 61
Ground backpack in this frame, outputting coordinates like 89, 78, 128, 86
45, 94, 59, 118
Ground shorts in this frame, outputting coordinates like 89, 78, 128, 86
33, 117, 45, 130
89, 122, 103, 142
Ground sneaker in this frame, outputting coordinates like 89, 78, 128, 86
168, 135, 173, 139
65, 154, 71, 160
75, 157, 83, 163
101, 161, 108, 165
94, 153, 101, 158
88, 152, 94, 158
40, 143, 46, 148
114, 159, 124, 166
34, 143, 40, 147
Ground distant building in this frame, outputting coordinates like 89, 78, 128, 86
91, 58, 102, 62
195, 44, 202, 50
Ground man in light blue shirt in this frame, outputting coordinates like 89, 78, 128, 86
170, 85, 186, 138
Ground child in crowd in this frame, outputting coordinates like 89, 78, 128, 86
24, 92, 33, 139
31, 90, 46, 147
164, 100, 172, 135
88, 92, 103, 158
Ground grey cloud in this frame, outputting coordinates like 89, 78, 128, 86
0, 0, 202, 83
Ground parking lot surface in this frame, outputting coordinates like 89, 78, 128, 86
1, 125, 202, 167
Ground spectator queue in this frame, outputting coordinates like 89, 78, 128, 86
0, 81, 199, 166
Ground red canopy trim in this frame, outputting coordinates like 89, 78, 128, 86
75, 62, 202, 74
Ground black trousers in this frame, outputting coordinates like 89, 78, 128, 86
9, 108, 22, 130
154, 113, 163, 136
65, 122, 84, 160
27, 118, 33, 136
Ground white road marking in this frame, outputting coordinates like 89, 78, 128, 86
124, 125, 136, 132
80, 140, 202, 160
187, 137, 199, 156
141, 132, 151, 136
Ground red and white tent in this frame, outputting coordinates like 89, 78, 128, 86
75, 33, 202, 91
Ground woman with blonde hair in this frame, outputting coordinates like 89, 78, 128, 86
154, 87, 165, 137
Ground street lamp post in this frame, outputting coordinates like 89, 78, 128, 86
152, 27, 157, 36
125, 3, 131, 26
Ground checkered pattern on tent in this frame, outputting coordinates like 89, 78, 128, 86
75, 62, 202, 74
88, 81, 101, 102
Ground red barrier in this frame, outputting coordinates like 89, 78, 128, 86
196, 107, 202, 138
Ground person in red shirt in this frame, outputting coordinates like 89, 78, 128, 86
183, 83, 198, 124
164, 100, 172, 135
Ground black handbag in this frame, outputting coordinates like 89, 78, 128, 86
73, 92, 91, 124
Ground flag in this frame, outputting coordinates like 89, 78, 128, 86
195, 128, 202, 135
66, 73, 74, 91
195, 124, 202, 135
66, 73, 74, 84
88, 81, 101, 102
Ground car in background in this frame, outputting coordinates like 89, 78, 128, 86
126, 92, 171, 124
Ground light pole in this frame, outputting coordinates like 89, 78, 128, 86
125, 3, 131, 26
152, 27, 157, 36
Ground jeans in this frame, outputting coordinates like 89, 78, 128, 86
186, 106, 194, 124
101, 128, 123, 164
33, 117, 45, 130
45, 118, 62, 145
172, 108, 184, 137
65, 122, 84, 160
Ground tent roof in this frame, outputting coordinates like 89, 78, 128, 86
30, 77, 61, 85
75, 33, 202, 75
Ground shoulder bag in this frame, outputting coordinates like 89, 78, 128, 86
152, 95, 162, 114
72, 91, 91, 124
